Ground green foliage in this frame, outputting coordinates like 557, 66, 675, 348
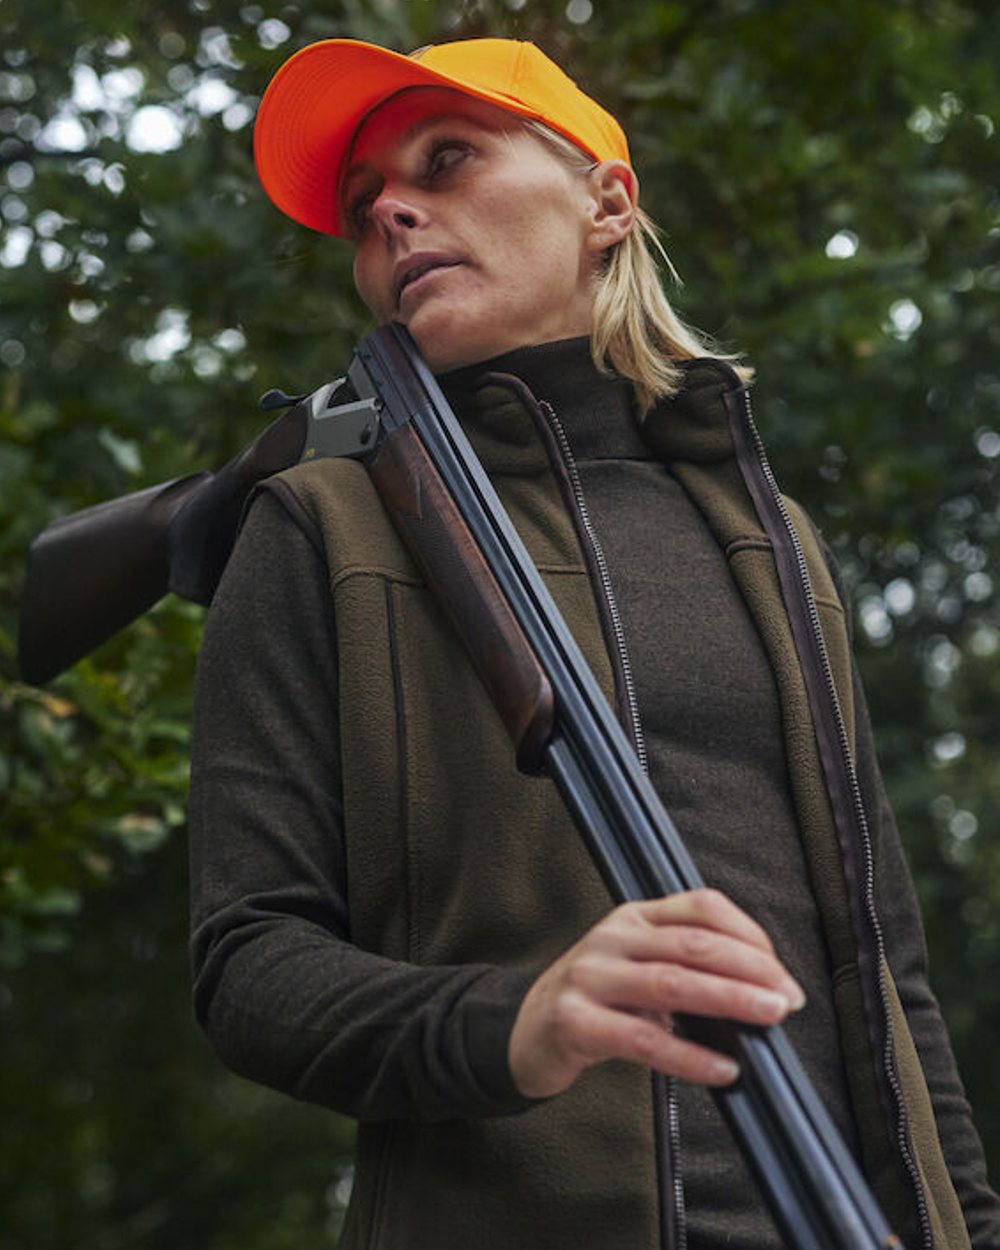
1, 0, 998, 1243
0, 836, 355, 1250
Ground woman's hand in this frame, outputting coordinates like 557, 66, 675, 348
507, 888, 806, 1099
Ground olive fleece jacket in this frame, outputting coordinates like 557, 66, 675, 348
188, 339, 999, 1250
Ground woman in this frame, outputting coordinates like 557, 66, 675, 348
188, 37, 998, 1249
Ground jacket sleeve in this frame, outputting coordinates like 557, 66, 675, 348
852, 670, 1000, 1247
187, 487, 537, 1123
823, 546, 1000, 1246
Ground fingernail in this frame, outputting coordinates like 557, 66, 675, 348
752, 989, 789, 1021
786, 983, 807, 1011
713, 1057, 740, 1084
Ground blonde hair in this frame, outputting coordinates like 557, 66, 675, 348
523, 120, 751, 413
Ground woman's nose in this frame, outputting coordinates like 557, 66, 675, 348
371, 190, 427, 235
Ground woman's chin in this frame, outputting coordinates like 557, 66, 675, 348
407, 318, 541, 374
404, 305, 591, 374
399, 299, 508, 373
408, 330, 499, 375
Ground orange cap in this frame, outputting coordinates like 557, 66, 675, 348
253, 37, 630, 237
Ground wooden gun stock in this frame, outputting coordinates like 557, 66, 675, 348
19, 472, 209, 685
18, 401, 310, 685
370, 424, 553, 772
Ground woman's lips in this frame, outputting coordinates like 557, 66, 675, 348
394, 255, 462, 306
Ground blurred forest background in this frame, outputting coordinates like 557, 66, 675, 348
1, 0, 998, 1245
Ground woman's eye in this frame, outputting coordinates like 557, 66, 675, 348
426, 140, 470, 178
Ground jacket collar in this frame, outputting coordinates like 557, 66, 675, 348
642, 358, 748, 466
437, 337, 747, 473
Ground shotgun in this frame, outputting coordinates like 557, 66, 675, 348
19, 324, 902, 1249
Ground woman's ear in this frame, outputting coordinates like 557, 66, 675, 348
584, 160, 639, 252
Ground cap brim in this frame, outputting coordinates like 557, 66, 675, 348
253, 39, 544, 236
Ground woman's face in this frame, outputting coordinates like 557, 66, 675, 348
343, 88, 604, 372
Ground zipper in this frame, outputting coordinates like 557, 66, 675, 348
666, 1075, 687, 1250
725, 382, 934, 1250
537, 400, 648, 770
537, 397, 682, 1250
